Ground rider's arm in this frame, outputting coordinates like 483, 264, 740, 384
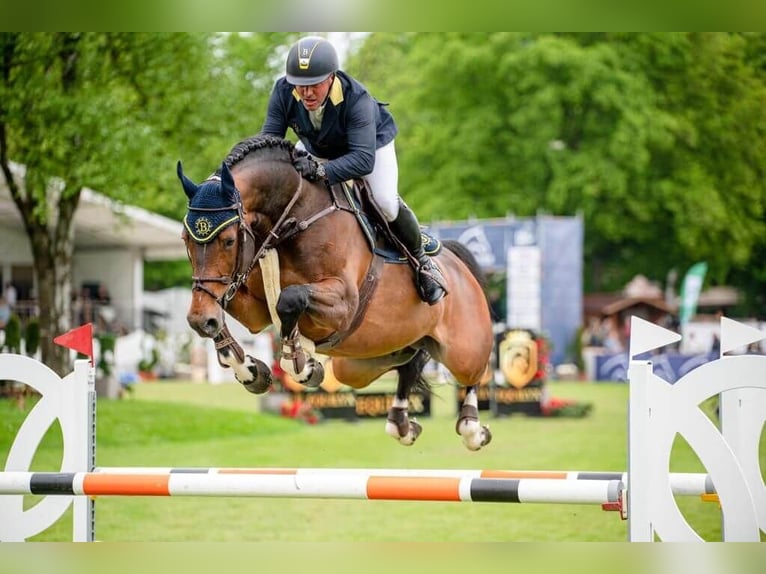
322, 93, 376, 185
260, 81, 289, 137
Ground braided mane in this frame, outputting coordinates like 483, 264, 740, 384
223, 135, 295, 170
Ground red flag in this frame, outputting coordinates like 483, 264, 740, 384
54, 323, 94, 363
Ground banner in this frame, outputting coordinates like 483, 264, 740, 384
679, 262, 708, 325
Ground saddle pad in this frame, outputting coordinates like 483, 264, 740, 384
339, 181, 442, 264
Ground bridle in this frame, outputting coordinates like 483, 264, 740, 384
186, 193, 258, 309
187, 176, 330, 309
186, 168, 384, 355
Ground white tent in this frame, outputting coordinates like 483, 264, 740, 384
1, 164, 186, 330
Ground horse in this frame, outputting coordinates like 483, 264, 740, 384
178, 135, 494, 450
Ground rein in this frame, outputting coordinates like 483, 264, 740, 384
190, 177, 347, 310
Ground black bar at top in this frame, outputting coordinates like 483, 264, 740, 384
30, 473, 76, 495
577, 472, 623, 481
470, 478, 521, 502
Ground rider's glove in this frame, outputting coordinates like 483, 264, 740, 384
293, 154, 325, 182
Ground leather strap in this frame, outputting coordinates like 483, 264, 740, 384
316, 254, 384, 352
213, 325, 245, 367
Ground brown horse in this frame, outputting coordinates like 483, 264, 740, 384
179, 135, 494, 450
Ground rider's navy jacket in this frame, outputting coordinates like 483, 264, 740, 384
260, 70, 398, 185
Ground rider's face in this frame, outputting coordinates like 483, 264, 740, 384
294, 75, 333, 111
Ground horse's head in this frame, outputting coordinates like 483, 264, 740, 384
179, 160, 257, 338
179, 135, 325, 339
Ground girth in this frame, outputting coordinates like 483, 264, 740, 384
314, 253, 385, 352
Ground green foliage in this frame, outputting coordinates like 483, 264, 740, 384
97, 332, 116, 377
138, 348, 160, 373
568, 326, 586, 373
144, 259, 192, 291
0, 33, 290, 372
2, 314, 22, 353
24, 318, 40, 356
350, 33, 766, 311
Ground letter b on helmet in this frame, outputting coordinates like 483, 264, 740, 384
286, 36, 339, 86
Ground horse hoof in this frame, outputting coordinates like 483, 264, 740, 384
385, 407, 423, 446
301, 360, 324, 388
242, 380, 270, 394
385, 419, 422, 446
399, 420, 423, 445
238, 358, 273, 394
457, 418, 491, 451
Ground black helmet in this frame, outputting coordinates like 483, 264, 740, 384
285, 36, 338, 86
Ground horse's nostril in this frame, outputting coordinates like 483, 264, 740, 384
205, 318, 219, 335
187, 313, 220, 338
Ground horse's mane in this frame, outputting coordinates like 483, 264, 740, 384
222, 134, 296, 170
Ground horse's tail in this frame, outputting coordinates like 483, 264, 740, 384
396, 348, 432, 395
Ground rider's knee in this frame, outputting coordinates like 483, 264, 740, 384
371, 191, 399, 222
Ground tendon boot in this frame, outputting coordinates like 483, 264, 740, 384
389, 201, 447, 305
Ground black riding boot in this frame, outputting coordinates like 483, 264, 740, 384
389, 201, 447, 305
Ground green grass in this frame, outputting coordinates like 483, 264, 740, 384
1, 380, 763, 542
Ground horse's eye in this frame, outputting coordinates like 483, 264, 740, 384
224, 237, 236, 249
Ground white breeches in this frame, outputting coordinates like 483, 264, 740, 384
364, 141, 399, 221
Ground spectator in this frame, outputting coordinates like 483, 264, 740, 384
3, 282, 17, 307
709, 309, 724, 357
95, 285, 116, 330
602, 316, 624, 353
0, 296, 10, 329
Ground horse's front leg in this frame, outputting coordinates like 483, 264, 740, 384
213, 326, 273, 394
275, 284, 327, 388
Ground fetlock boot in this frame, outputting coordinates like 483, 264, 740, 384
389, 201, 447, 305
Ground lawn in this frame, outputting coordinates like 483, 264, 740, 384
1, 378, 762, 542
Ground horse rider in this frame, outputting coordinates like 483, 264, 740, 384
259, 35, 447, 305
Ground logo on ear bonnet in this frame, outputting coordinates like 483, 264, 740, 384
194, 217, 213, 238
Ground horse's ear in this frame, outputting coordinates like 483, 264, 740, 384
220, 162, 238, 205
177, 161, 198, 200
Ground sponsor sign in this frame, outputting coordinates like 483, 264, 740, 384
457, 329, 548, 417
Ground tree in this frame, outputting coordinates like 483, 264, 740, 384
349, 33, 766, 312
0, 33, 286, 375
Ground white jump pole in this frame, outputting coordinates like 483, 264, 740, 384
90, 466, 715, 496
0, 471, 623, 505
1, 315, 765, 541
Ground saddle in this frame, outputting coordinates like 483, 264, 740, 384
333, 179, 442, 263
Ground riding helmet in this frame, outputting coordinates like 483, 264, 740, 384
285, 36, 339, 86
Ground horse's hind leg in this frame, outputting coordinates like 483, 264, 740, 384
456, 384, 492, 451
385, 349, 430, 446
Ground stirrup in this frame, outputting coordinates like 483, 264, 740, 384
416, 262, 447, 305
